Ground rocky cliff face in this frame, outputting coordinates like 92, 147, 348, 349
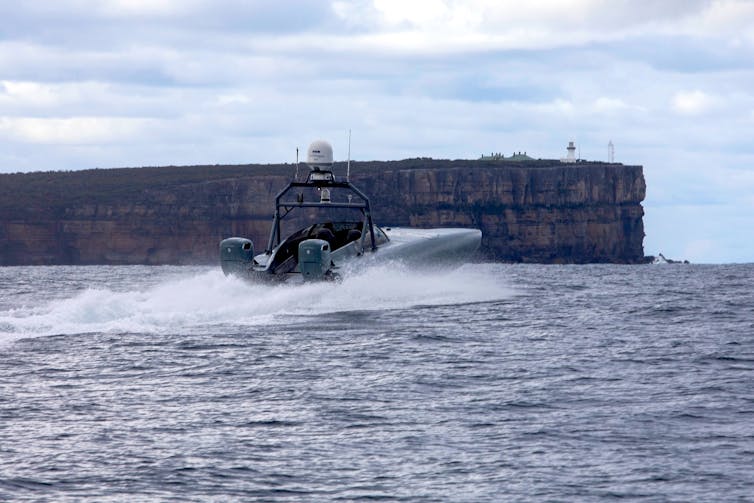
0, 159, 645, 265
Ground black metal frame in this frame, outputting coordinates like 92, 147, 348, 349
265, 169, 377, 254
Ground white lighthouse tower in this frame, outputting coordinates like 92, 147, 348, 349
561, 141, 577, 163
608, 140, 615, 163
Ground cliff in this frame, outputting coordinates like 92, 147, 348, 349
0, 159, 645, 265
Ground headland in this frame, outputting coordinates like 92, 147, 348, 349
0, 158, 646, 265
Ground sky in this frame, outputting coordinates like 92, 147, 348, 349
1, 0, 753, 263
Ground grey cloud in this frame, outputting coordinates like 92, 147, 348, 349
596, 36, 754, 73
0, 1, 339, 48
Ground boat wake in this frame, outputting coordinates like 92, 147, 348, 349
0, 263, 510, 343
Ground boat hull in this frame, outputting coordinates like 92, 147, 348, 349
221, 226, 481, 282
363, 227, 482, 269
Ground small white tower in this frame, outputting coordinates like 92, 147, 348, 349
563, 141, 576, 163
608, 140, 615, 163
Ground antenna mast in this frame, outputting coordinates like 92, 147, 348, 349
346, 129, 352, 181
295, 147, 299, 181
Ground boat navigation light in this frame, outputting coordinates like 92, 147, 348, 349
320, 188, 331, 203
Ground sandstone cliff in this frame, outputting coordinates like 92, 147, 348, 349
0, 159, 645, 265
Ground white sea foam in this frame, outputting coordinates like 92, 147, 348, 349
0, 264, 510, 343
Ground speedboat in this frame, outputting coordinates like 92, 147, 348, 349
220, 140, 482, 282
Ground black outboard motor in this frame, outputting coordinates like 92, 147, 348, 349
298, 239, 333, 281
220, 237, 254, 276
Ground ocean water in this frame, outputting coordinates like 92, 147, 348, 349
0, 263, 752, 502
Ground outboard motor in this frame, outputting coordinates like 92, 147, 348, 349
220, 237, 254, 276
298, 239, 333, 281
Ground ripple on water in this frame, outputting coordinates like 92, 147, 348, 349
0, 264, 753, 501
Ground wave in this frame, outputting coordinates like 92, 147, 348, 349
0, 263, 510, 343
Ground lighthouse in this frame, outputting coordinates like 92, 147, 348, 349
566, 141, 576, 162
561, 141, 577, 163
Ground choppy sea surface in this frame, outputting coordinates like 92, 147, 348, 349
0, 263, 752, 502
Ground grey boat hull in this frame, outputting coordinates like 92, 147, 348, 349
221, 226, 481, 283
364, 227, 482, 268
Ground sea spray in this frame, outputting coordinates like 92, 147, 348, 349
0, 264, 511, 342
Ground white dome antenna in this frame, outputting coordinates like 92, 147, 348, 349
306, 140, 333, 169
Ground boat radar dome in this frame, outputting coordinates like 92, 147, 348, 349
306, 140, 333, 169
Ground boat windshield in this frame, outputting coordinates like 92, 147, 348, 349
363, 226, 389, 247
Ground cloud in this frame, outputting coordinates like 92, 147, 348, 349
330, 0, 744, 53
0, 116, 157, 144
677, 0, 754, 40
592, 97, 632, 113
671, 90, 720, 115
95, 0, 202, 17
0, 80, 64, 108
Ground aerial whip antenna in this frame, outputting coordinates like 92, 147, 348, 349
346, 129, 352, 181
295, 147, 299, 181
